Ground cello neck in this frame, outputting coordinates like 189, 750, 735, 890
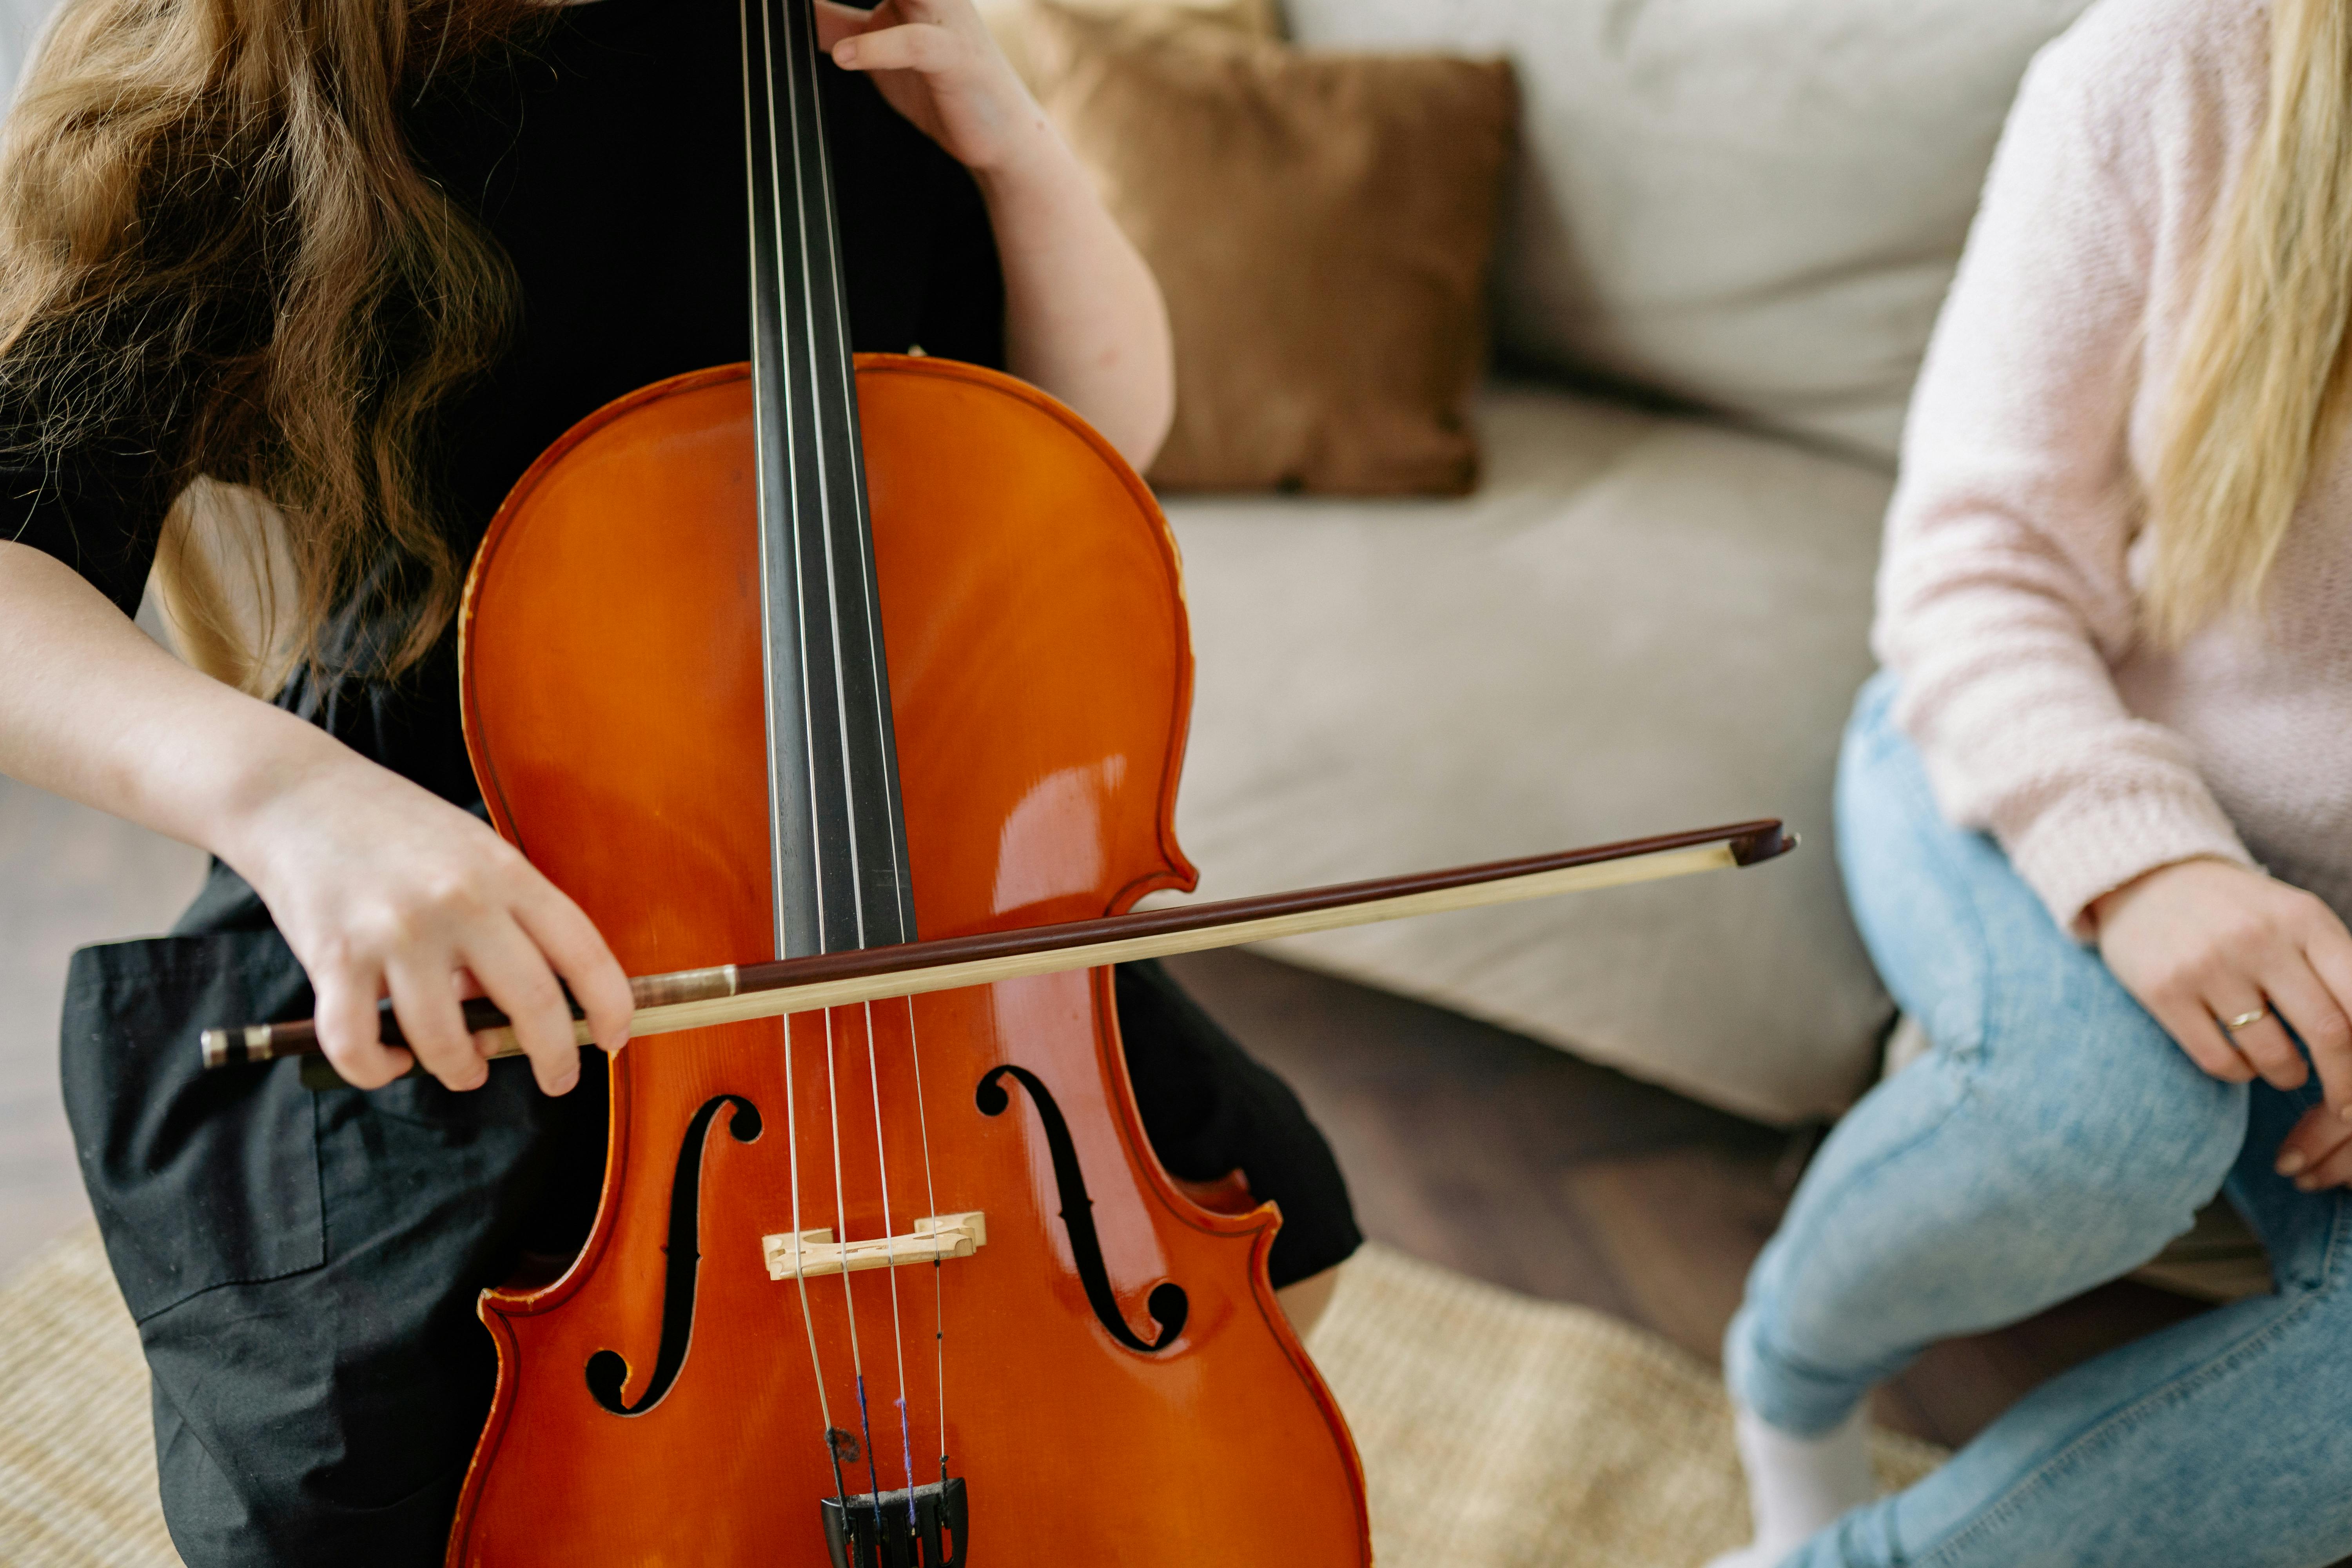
741, 0, 917, 962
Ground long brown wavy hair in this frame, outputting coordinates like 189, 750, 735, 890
0, 0, 544, 686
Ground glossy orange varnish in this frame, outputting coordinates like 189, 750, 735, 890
446, 356, 1368, 1564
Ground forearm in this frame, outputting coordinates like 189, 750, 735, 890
1879, 572, 2253, 934
0, 542, 631, 1091
979, 127, 1174, 470
815, 2, 1173, 465
0, 541, 352, 875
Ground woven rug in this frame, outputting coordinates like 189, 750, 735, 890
0, 1226, 176, 1566
0, 1229, 1942, 1567
1316, 1244, 1943, 1566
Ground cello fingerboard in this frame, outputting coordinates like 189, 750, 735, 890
742, 0, 918, 960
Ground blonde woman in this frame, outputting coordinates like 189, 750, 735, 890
1708, 0, 2352, 1563
0, 0, 1360, 1561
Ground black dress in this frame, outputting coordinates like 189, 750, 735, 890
9, 5, 1358, 1563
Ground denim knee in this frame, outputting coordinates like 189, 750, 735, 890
1983, 1051, 2246, 1261
1834, 673, 2246, 1251
1894, 919, 2248, 1273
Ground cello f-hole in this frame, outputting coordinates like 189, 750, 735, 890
974, 1064, 1189, 1354
586, 1093, 764, 1416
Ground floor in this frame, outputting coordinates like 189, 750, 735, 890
0, 773, 2214, 1457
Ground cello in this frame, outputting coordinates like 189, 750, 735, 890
442, 0, 1367, 1560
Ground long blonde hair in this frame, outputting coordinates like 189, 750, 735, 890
2150, 0, 2352, 645
0, 0, 539, 686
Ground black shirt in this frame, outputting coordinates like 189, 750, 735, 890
2, 0, 1006, 808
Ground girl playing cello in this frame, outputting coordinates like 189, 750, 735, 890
0, 2, 1359, 1560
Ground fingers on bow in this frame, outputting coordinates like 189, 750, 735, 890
314, 898, 627, 1100
446, 920, 581, 1096
311, 964, 414, 1091
385, 953, 495, 1092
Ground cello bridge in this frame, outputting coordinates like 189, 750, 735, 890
763, 1211, 987, 1281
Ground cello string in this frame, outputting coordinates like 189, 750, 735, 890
821, 1006, 882, 1501
899, 994, 950, 1486
791, 0, 949, 1499
776, 0, 893, 1510
856, 996, 921, 1503
742, 0, 842, 1491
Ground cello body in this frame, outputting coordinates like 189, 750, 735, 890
447, 354, 1370, 1564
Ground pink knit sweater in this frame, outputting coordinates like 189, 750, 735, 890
1879, 0, 2352, 933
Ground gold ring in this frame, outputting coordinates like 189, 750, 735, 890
2221, 1005, 2270, 1032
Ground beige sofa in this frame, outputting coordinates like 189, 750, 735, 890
1147, 0, 2100, 1126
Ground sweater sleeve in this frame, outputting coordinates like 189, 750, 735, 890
1875, 22, 2256, 935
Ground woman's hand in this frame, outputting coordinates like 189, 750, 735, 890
817, 0, 1176, 466
2090, 857, 2352, 1185
0, 545, 631, 1098
820, 0, 1049, 176
226, 753, 633, 1097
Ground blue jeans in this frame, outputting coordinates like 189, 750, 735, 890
1723, 672, 2352, 1567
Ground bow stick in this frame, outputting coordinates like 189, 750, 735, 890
201, 818, 1794, 1070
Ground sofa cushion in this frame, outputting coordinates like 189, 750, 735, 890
1279, 0, 2093, 464
978, 0, 1278, 88
1159, 384, 1893, 1124
1027, 5, 1517, 494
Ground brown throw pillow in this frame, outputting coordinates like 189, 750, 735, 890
979, 0, 1277, 89
1023, 5, 1517, 495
